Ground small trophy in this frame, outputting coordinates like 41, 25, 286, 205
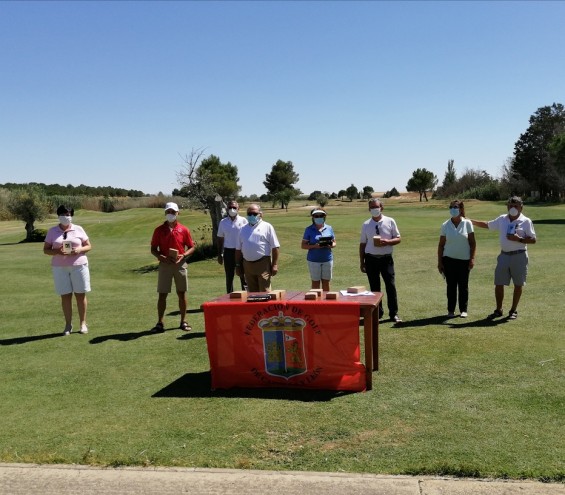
62, 241, 72, 254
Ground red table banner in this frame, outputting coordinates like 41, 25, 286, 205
202, 300, 366, 391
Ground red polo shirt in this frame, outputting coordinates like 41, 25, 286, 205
151, 222, 194, 257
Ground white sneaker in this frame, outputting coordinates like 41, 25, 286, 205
460, 312, 468, 318
63, 324, 73, 336
79, 324, 89, 334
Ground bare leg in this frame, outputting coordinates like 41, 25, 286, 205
75, 293, 87, 327
61, 293, 73, 326
157, 293, 168, 324
321, 279, 331, 292
494, 285, 504, 311
510, 285, 523, 312
177, 290, 187, 324
311, 280, 321, 290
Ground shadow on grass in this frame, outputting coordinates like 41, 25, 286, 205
153, 372, 356, 402
0, 333, 62, 345
532, 219, 565, 225
394, 315, 510, 329
89, 328, 204, 344
167, 308, 203, 316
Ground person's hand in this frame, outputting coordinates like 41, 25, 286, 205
468, 259, 475, 270
271, 264, 278, 276
71, 246, 81, 255
360, 262, 366, 273
379, 238, 389, 246
235, 265, 242, 277
506, 233, 521, 242
217, 254, 224, 265
437, 262, 444, 274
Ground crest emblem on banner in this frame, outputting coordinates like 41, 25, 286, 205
259, 311, 307, 379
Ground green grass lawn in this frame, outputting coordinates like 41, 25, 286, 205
0, 199, 563, 481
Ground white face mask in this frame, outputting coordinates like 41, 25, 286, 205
166, 213, 177, 223
508, 207, 519, 217
58, 215, 72, 226
370, 208, 382, 217
228, 208, 238, 217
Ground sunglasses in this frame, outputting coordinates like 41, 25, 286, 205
63, 232, 67, 240
247, 212, 259, 216
313, 215, 325, 218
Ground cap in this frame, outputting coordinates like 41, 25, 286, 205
164, 202, 179, 212
311, 209, 326, 216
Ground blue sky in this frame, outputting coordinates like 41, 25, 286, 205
1, 1, 564, 197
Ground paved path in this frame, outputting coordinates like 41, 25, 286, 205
0, 464, 563, 495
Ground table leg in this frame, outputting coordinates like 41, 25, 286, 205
372, 307, 379, 371
363, 307, 373, 391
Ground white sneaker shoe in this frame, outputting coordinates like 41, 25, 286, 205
79, 324, 89, 334
63, 324, 73, 336
460, 312, 468, 318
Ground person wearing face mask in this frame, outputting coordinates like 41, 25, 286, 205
150, 202, 196, 333
470, 196, 537, 320
235, 204, 280, 292
301, 208, 336, 292
216, 200, 248, 293
359, 198, 402, 323
43, 205, 92, 336
437, 200, 476, 318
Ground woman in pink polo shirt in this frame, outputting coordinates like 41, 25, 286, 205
43, 205, 92, 336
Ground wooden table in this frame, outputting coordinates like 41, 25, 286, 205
202, 291, 383, 391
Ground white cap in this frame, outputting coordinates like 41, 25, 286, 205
164, 202, 179, 212
311, 209, 326, 216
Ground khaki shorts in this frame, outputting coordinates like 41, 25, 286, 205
157, 261, 188, 293
495, 251, 528, 286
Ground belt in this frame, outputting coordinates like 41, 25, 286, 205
244, 256, 270, 263
501, 250, 526, 255
366, 253, 392, 259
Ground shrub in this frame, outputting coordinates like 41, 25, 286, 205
25, 228, 47, 243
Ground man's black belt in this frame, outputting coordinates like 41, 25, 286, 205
244, 256, 270, 263
365, 253, 392, 259
501, 250, 526, 255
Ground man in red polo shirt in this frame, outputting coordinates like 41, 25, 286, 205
150, 202, 195, 333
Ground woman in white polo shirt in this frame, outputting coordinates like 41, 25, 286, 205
437, 200, 476, 318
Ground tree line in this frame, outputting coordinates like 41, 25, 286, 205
407, 103, 565, 202
0, 182, 147, 198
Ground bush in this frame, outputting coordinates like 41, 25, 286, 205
25, 228, 47, 243
190, 241, 216, 262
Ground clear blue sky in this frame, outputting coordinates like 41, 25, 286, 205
1, 1, 564, 197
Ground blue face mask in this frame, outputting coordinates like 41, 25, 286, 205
449, 208, 460, 218
247, 214, 259, 225
314, 217, 325, 225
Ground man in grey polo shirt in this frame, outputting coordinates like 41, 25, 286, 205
471, 196, 537, 320
235, 204, 280, 292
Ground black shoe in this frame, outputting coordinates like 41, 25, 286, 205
150, 322, 165, 333
487, 309, 503, 319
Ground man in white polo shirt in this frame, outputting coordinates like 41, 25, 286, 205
217, 200, 248, 293
235, 204, 280, 292
471, 196, 537, 320
359, 198, 402, 323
